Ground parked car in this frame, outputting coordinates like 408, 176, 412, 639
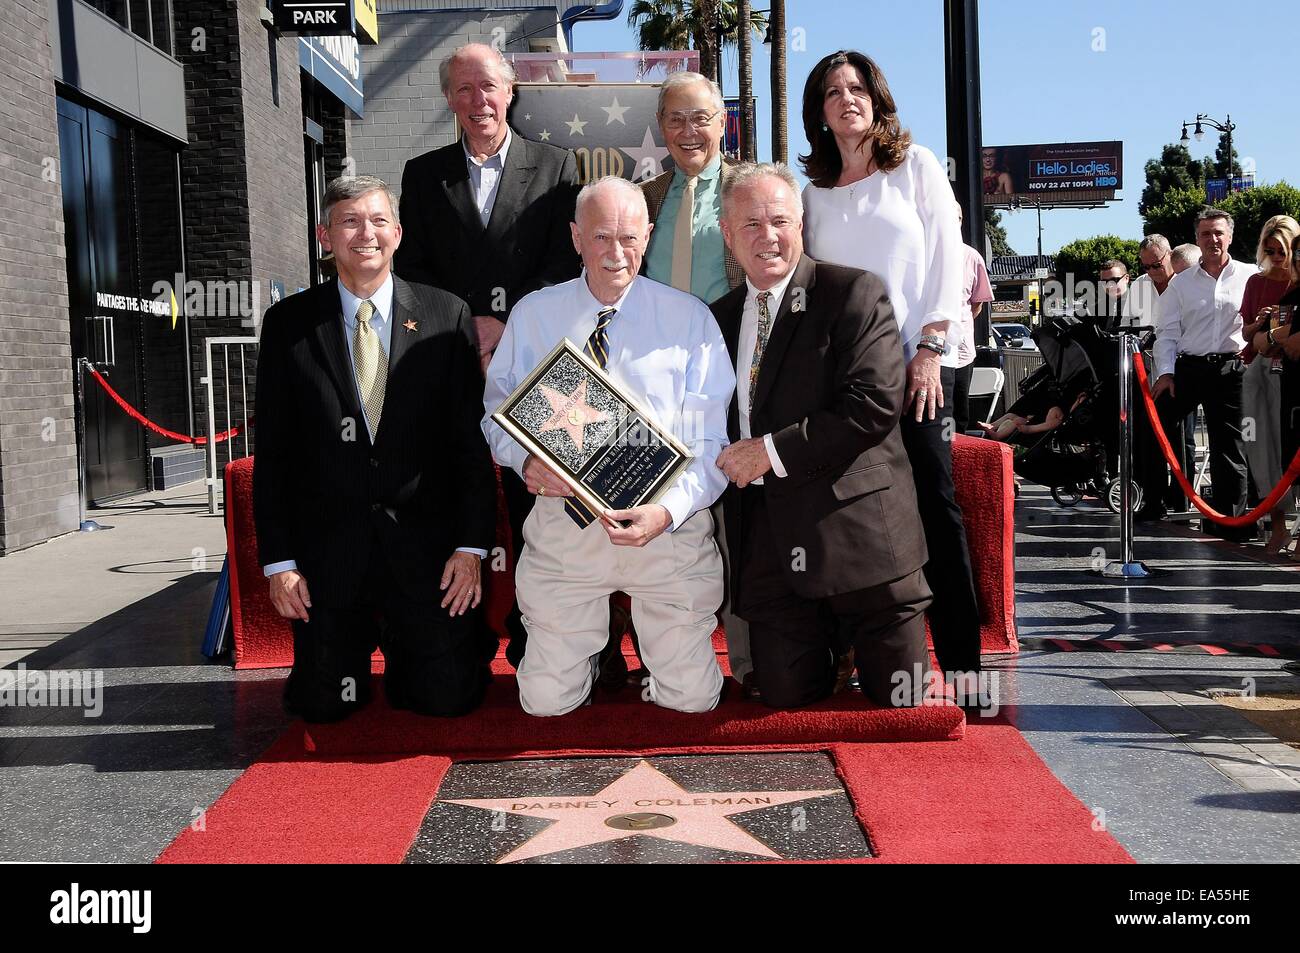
993, 322, 1039, 351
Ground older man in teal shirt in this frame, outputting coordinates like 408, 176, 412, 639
640, 72, 743, 303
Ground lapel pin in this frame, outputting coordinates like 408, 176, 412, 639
403, 319, 418, 332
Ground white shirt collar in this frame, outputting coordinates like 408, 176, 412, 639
463, 126, 512, 168
338, 272, 394, 326
744, 266, 796, 316
577, 270, 638, 316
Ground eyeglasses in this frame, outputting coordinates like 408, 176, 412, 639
1099, 276, 1127, 285
662, 109, 720, 131
1141, 255, 1169, 271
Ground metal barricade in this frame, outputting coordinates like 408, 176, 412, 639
202, 336, 259, 515
999, 348, 1045, 416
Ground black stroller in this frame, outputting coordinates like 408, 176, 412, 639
1002, 316, 1144, 513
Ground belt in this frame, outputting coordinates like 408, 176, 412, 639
1178, 352, 1239, 364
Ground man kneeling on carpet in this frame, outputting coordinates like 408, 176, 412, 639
482, 176, 735, 717
254, 175, 497, 723
710, 163, 933, 709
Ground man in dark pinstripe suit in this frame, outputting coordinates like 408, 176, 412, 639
254, 176, 496, 723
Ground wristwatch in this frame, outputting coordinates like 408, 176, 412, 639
917, 333, 946, 355
1267, 328, 1278, 347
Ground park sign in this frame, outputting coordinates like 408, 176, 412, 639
981, 140, 1123, 208
272, 1, 379, 44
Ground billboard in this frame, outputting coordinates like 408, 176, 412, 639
981, 141, 1122, 206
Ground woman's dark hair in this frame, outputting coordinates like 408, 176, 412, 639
799, 50, 912, 188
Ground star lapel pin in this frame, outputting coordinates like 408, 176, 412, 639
403, 319, 418, 332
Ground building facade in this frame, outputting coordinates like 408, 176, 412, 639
0, 0, 361, 554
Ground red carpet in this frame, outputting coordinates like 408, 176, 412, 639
223, 438, 1017, 669
297, 674, 965, 757
157, 720, 1130, 864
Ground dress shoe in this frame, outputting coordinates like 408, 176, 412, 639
740, 672, 761, 702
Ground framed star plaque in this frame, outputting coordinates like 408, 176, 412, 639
491, 339, 692, 518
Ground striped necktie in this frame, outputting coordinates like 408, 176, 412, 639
352, 298, 386, 436
566, 306, 618, 528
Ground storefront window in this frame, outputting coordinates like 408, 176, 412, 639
84, 0, 127, 29
128, 0, 151, 43
150, 0, 173, 56
83, 0, 173, 57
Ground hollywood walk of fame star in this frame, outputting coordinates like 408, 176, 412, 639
538, 129, 551, 141
621, 127, 670, 181
566, 113, 588, 136
537, 378, 608, 452
444, 760, 840, 863
601, 96, 629, 125
403, 319, 418, 332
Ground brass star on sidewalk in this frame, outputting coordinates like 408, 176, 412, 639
443, 759, 839, 863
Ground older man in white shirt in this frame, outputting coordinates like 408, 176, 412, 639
1152, 208, 1254, 539
483, 176, 734, 716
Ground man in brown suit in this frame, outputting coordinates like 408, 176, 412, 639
712, 163, 932, 708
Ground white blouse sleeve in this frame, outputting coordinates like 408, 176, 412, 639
910, 146, 964, 354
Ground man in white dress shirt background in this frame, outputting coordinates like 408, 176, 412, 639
482, 176, 735, 717
1151, 208, 1255, 541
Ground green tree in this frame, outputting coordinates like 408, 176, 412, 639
1213, 130, 1242, 180
1053, 235, 1141, 285
1139, 144, 1212, 218
1222, 182, 1300, 259
984, 207, 1014, 258
628, 0, 767, 85
1141, 185, 1208, 246
1141, 181, 1300, 259
769, 0, 787, 164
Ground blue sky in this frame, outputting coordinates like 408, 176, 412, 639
572, 0, 1300, 256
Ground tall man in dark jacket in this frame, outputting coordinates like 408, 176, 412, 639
393, 43, 581, 666
255, 175, 496, 723
711, 164, 932, 708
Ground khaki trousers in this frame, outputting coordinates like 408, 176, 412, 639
515, 498, 725, 716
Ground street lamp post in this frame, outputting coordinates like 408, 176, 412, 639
1180, 113, 1237, 195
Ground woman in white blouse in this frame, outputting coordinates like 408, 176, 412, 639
799, 49, 980, 683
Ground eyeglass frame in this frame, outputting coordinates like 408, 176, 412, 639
660, 109, 723, 131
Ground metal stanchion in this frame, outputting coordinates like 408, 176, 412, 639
1102, 333, 1148, 579
73, 358, 110, 533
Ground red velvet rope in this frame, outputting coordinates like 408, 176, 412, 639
84, 364, 248, 446
1133, 352, 1300, 527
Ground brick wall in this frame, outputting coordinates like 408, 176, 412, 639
0, 0, 79, 553
350, 9, 558, 192
175, 0, 311, 447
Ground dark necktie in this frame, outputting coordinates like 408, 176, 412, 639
566, 306, 618, 528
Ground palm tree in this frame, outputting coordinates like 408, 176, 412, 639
769, 0, 786, 165
738, 0, 753, 159
628, 0, 766, 86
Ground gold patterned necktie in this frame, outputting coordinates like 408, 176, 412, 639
670, 175, 697, 293
566, 306, 619, 528
352, 298, 386, 435
749, 291, 772, 408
